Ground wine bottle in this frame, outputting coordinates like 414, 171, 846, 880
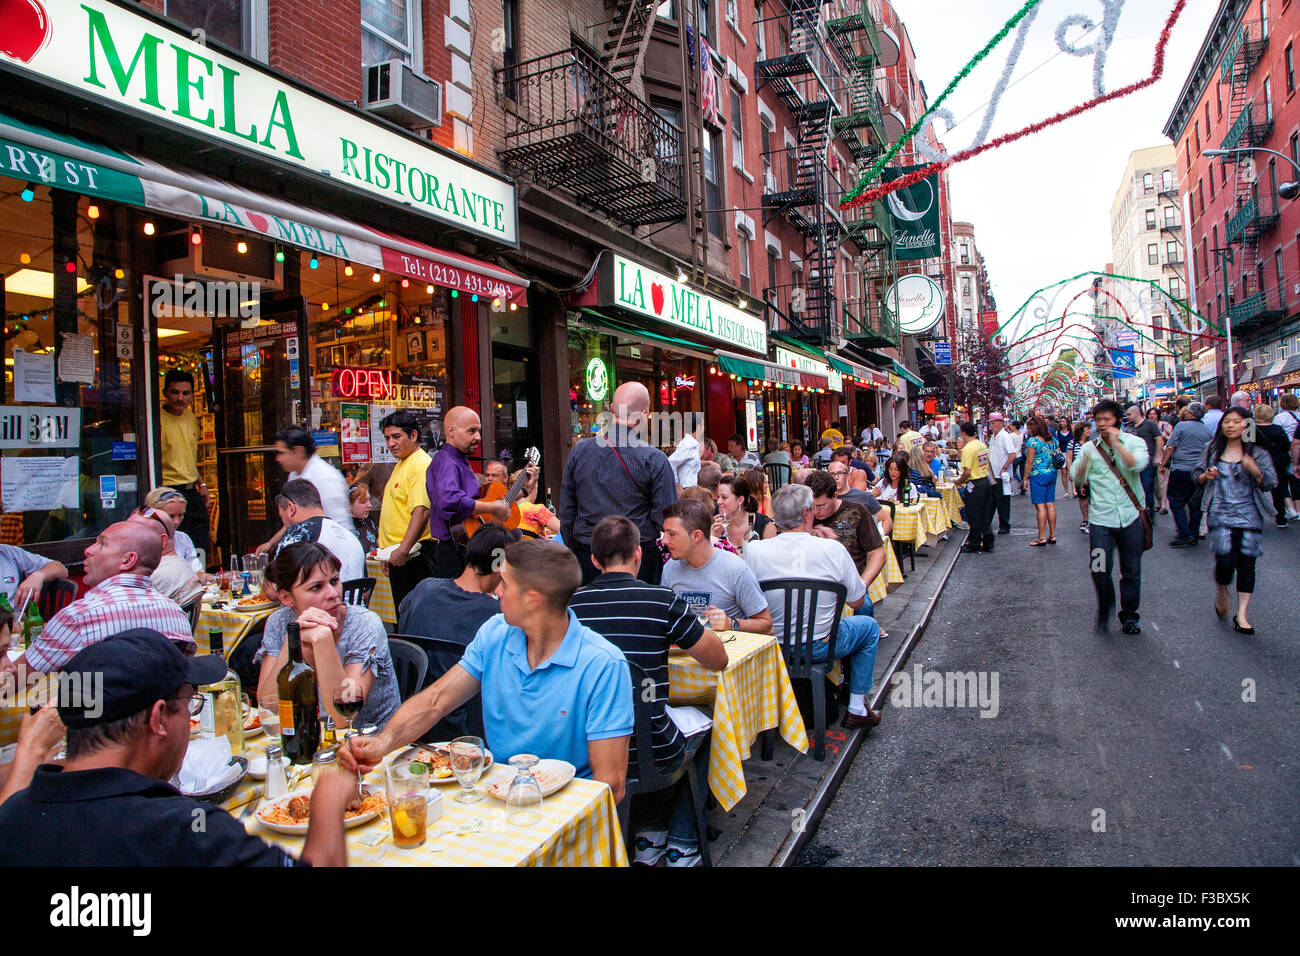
276, 623, 320, 765
200, 627, 245, 754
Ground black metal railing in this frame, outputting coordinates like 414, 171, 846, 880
1227, 285, 1286, 329
1225, 190, 1280, 243
496, 45, 684, 225
761, 146, 845, 216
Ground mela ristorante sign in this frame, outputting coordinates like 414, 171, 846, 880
0, 0, 517, 244
603, 255, 767, 354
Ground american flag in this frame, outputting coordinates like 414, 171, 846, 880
700, 37, 721, 127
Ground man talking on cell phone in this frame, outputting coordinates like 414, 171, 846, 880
1072, 399, 1149, 635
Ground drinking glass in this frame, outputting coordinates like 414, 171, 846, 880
504, 754, 543, 826
257, 693, 281, 744
332, 683, 365, 735
449, 736, 486, 804
385, 758, 429, 848
228, 555, 241, 597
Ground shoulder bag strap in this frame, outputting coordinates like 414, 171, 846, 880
1097, 440, 1148, 517
609, 444, 652, 506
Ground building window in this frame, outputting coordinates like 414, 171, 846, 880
652, 103, 683, 170
1164, 206, 1177, 227
959, 243, 970, 265
1169, 276, 1181, 299
501, 0, 520, 99
737, 228, 751, 293
1278, 251, 1287, 306
1167, 240, 1179, 261
1279, 341, 1289, 359
362, 0, 418, 66
1260, 0, 1269, 38
730, 87, 745, 171
1162, 169, 1174, 191
164, 0, 262, 56
754, 1, 765, 58
1264, 78, 1274, 122
1194, 120, 1201, 153
961, 277, 972, 298
1216, 80, 1223, 117
767, 247, 778, 300
1209, 167, 1216, 199
657, 1, 675, 18
1145, 208, 1157, 229
1204, 101, 1211, 136
699, 0, 713, 44
1270, 158, 1279, 203
1292, 134, 1300, 175
1148, 243, 1159, 265
1287, 43, 1295, 94
703, 127, 723, 239
1261, 349, 1272, 365
1143, 172, 1154, 193
1198, 179, 1205, 213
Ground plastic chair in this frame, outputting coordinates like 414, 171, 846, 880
37, 579, 78, 622
616, 661, 713, 867
182, 596, 203, 634
758, 577, 848, 761
387, 638, 428, 701
392, 632, 485, 741
341, 577, 377, 608
764, 461, 793, 492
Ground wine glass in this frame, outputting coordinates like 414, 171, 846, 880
504, 754, 543, 826
449, 736, 486, 804
257, 692, 281, 744
332, 682, 365, 735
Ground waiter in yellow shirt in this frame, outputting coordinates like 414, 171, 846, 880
159, 369, 210, 557
820, 423, 846, 449
376, 409, 435, 610
897, 419, 924, 452
955, 420, 994, 554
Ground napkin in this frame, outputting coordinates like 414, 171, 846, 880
374, 541, 422, 561
178, 736, 241, 795
666, 705, 712, 737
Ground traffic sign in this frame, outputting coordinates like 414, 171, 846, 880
934, 342, 952, 364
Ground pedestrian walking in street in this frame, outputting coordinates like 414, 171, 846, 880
559, 382, 678, 585
1067, 423, 1091, 532
1071, 400, 1150, 634
1150, 407, 1172, 513
1198, 407, 1277, 635
1202, 394, 1224, 436
1123, 403, 1162, 526
1250, 405, 1291, 529
1161, 401, 1213, 548
954, 421, 994, 554
986, 413, 1019, 535
1055, 418, 1075, 497
1021, 415, 1059, 546
1274, 394, 1300, 518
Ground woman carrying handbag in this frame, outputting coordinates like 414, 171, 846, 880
1197, 407, 1277, 635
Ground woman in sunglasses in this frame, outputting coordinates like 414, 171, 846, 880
145, 487, 203, 573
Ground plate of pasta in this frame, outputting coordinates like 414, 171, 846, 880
255, 785, 386, 835
403, 743, 494, 784
234, 595, 276, 613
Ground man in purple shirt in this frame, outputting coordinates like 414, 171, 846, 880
426, 406, 509, 577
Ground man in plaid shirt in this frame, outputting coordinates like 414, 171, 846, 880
2, 521, 194, 680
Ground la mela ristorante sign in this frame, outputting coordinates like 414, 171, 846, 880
0, 0, 517, 244
605, 255, 767, 354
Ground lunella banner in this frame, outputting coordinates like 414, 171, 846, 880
882, 165, 940, 260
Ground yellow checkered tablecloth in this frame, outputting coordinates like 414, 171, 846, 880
890, 503, 928, 547
224, 736, 627, 866
867, 541, 905, 604
366, 558, 397, 625
937, 483, 963, 525
920, 496, 953, 538
668, 631, 808, 812
195, 604, 276, 655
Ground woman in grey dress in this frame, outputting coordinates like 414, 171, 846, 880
1197, 408, 1277, 634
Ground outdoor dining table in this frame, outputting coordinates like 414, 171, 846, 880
365, 557, 397, 626
890, 502, 929, 548
195, 602, 277, 655
936, 482, 964, 525
224, 733, 627, 866
869, 540, 904, 604
668, 630, 809, 812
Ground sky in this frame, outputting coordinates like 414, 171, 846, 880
890, 0, 1219, 354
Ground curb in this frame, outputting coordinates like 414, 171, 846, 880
770, 534, 966, 867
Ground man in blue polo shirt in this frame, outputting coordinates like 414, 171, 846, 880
343, 539, 633, 801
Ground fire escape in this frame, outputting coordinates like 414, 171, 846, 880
1219, 18, 1283, 343
755, 0, 848, 346
494, 4, 684, 227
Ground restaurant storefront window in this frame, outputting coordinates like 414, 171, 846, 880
1, 179, 143, 560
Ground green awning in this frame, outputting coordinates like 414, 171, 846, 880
892, 360, 924, 388
578, 311, 723, 359
0, 112, 146, 207
717, 354, 769, 381
828, 356, 853, 375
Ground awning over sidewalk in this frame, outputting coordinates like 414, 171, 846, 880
0, 111, 527, 302
892, 360, 924, 389
716, 350, 830, 389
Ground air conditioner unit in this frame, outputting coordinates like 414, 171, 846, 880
364, 60, 442, 128
158, 229, 284, 290
764, 169, 777, 192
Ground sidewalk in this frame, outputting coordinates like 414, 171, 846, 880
713, 525, 968, 866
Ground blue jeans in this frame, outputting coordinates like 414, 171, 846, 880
811, 613, 881, 695
666, 733, 711, 846
1139, 465, 1156, 522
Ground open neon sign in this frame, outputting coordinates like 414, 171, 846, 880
332, 367, 394, 400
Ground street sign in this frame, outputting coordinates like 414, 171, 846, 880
934, 342, 952, 364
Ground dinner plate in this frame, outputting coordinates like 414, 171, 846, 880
484, 758, 576, 801
234, 600, 276, 613
402, 743, 493, 785
255, 785, 385, 835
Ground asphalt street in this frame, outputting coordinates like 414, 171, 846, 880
804, 488, 1300, 866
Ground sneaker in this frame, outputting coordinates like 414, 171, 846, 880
1080, 522, 1090, 533
632, 829, 668, 866
1121, 619, 1141, 635
1288, 511, 1300, 521
663, 842, 703, 867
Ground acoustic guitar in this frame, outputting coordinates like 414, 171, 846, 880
460, 446, 541, 539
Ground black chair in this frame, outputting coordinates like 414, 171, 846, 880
392, 632, 485, 741
764, 461, 793, 492
37, 578, 77, 621
388, 638, 427, 701
341, 577, 377, 608
617, 661, 713, 867
228, 617, 268, 696
182, 596, 203, 635
758, 578, 848, 761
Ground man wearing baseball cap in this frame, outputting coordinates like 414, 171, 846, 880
986, 413, 1020, 537
0, 629, 353, 866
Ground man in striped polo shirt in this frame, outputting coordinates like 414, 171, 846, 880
569, 515, 728, 867
2, 521, 194, 684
